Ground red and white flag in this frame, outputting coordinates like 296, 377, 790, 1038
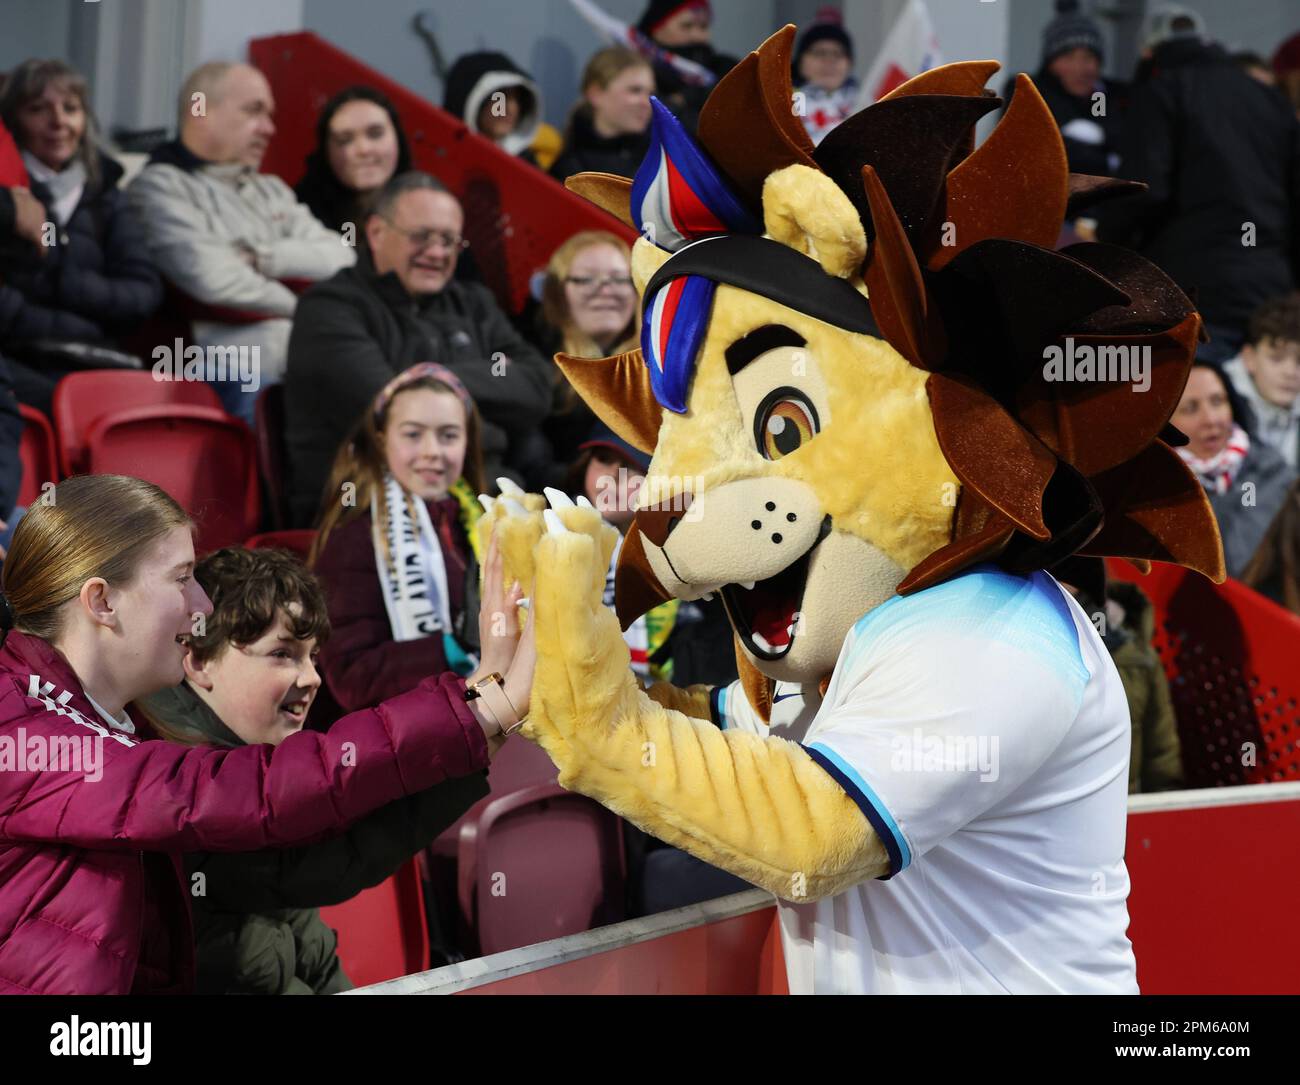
856, 0, 943, 107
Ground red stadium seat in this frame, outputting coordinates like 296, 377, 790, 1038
245, 528, 317, 561
318, 858, 430, 987
53, 370, 223, 476
83, 404, 259, 554
17, 404, 59, 506
1108, 559, 1300, 787
455, 778, 626, 957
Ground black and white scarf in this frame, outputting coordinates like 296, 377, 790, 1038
372, 472, 453, 641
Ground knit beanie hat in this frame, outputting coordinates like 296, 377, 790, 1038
1041, 0, 1105, 67
1142, 4, 1206, 51
638, 0, 711, 38
794, 7, 855, 69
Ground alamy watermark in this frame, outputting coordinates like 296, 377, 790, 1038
890, 728, 1000, 783
0, 728, 103, 782
1042, 337, 1151, 393
152, 338, 261, 393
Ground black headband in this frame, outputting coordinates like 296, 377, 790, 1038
642, 234, 879, 336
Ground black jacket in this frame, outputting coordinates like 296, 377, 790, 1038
1095, 38, 1300, 338
136, 680, 489, 995
0, 152, 162, 346
550, 108, 651, 181
649, 44, 738, 135
284, 250, 551, 524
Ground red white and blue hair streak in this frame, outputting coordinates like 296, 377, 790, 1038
632, 98, 761, 413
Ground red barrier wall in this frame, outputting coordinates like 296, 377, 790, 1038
248, 32, 636, 314
453, 791, 1300, 995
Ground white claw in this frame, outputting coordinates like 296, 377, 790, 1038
543, 509, 573, 535
478, 494, 496, 515
503, 497, 529, 518
496, 476, 524, 496
702, 592, 715, 602
740, 580, 755, 591
576, 495, 594, 510
543, 486, 575, 510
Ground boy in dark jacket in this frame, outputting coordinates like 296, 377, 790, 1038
137, 546, 488, 994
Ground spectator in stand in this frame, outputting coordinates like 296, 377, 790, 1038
284, 171, 549, 526
550, 47, 654, 182
0, 354, 24, 558
127, 61, 355, 424
636, 0, 737, 133
1241, 480, 1300, 613
533, 231, 638, 485
1222, 293, 1300, 469
0, 60, 162, 413
1274, 32, 1300, 117
1059, 561, 1184, 793
443, 52, 562, 171
136, 545, 493, 994
1173, 360, 1294, 578
1015, 1, 1126, 180
1094, 12, 1300, 357
791, 8, 858, 147
0, 473, 534, 995
294, 86, 411, 234
308, 364, 487, 712
294, 85, 484, 286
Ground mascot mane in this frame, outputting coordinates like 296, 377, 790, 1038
558, 25, 1224, 632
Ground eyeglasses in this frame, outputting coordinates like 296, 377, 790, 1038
565, 274, 635, 294
380, 216, 469, 253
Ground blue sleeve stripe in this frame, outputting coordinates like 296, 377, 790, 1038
803, 742, 912, 879
709, 685, 727, 730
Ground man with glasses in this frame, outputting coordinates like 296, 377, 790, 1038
284, 171, 550, 525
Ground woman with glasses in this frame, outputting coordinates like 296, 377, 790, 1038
531, 231, 638, 488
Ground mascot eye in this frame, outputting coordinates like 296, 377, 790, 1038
755, 388, 820, 460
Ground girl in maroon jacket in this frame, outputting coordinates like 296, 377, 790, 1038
310, 363, 490, 712
0, 473, 533, 994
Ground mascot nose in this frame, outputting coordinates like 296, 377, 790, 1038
635, 491, 695, 548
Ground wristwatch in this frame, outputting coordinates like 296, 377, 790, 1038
463, 672, 527, 736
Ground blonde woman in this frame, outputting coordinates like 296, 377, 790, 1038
0, 473, 532, 994
550, 47, 654, 181
535, 231, 639, 487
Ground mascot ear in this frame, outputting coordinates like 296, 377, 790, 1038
762, 164, 868, 279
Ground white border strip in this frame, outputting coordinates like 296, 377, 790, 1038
345, 888, 776, 995
1127, 781, 1300, 813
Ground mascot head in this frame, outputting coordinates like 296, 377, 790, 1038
558, 26, 1224, 712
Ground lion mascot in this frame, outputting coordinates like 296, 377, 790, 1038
478, 26, 1224, 994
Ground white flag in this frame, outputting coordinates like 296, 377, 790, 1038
856, 0, 944, 108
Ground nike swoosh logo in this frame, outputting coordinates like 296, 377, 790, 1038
772, 692, 801, 703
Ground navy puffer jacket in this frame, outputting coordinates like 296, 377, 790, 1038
0, 151, 162, 345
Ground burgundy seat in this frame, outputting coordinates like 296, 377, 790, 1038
17, 404, 58, 505
84, 403, 259, 554
52, 369, 222, 476
318, 858, 429, 987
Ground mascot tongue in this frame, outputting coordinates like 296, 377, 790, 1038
744, 559, 805, 647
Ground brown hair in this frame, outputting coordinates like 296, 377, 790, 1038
187, 546, 330, 665
1, 475, 191, 646
564, 46, 653, 146
1245, 293, 1300, 349
0, 58, 101, 186
1241, 479, 1300, 614
308, 375, 485, 566
541, 231, 639, 405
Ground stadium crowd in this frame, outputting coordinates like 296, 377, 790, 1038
0, 0, 1297, 994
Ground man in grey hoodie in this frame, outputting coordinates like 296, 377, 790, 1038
127, 62, 355, 423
